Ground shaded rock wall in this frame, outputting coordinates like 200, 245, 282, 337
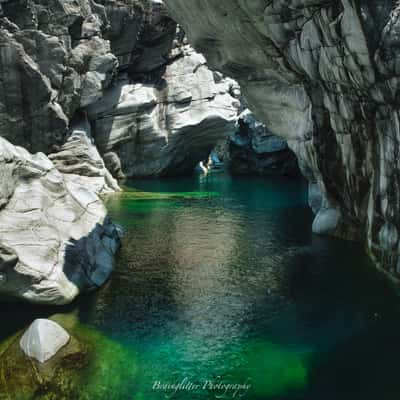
224, 109, 300, 176
164, 0, 400, 280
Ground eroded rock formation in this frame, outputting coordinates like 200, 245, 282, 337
164, 0, 400, 280
0, 137, 122, 304
0, 0, 240, 178
87, 48, 240, 177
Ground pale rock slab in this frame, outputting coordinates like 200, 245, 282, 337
0, 137, 121, 305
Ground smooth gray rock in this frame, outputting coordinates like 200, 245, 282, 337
20, 319, 70, 363
312, 208, 342, 236
0, 137, 121, 304
87, 46, 240, 177
0, 0, 117, 153
49, 115, 120, 194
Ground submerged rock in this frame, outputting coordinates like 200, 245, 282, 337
0, 316, 89, 400
20, 319, 70, 363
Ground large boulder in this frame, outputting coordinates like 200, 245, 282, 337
0, 137, 122, 305
19, 319, 70, 363
164, 0, 400, 280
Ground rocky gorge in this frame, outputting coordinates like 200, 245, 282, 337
0, 0, 399, 298
0, 0, 244, 303
3, 2, 400, 398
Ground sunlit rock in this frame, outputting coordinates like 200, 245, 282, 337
20, 319, 70, 363
87, 47, 240, 177
0, 137, 121, 304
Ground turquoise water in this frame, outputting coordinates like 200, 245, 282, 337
2, 171, 400, 399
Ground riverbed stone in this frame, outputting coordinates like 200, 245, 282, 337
312, 208, 342, 236
20, 319, 70, 363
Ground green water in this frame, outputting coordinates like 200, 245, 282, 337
2, 171, 400, 399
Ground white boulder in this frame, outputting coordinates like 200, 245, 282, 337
20, 319, 70, 363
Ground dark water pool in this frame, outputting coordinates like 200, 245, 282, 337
2, 171, 400, 399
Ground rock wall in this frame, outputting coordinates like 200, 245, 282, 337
87, 2, 240, 178
0, 0, 240, 178
87, 48, 240, 177
224, 109, 300, 176
164, 0, 400, 280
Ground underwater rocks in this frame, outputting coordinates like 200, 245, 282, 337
0, 137, 122, 304
164, 0, 400, 279
0, 314, 138, 399
20, 319, 70, 363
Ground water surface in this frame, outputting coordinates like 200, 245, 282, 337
2, 171, 400, 399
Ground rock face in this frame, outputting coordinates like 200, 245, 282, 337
20, 319, 70, 363
0, 137, 122, 304
164, 0, 400, 280
87, 47, 240, 177
226, 109, 300, 176
49, 114, 121, 194
87, 1, 241, 178
0, 0, 118, 153
0, 0, 240, 178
